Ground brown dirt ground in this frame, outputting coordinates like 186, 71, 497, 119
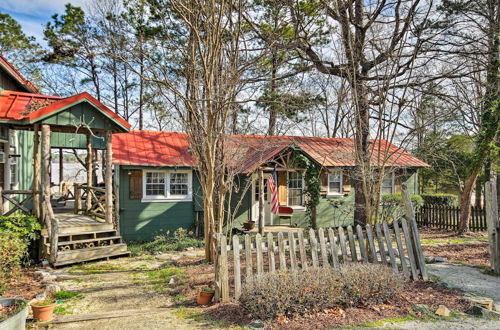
1, 268, 43, 300
423, 243, 490, 267
419, 228, 488, 241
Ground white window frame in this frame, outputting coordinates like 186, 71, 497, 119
142, 169, 192, 202
287, 171, 305, 209
327, 170, 343, 196
381, 172, 395, 195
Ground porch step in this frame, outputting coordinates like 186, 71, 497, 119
53, 244, 130, 267
42, 228, 130, 267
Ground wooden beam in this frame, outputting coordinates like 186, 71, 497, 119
3, 129, 10, 211
41, 124, 51, 223
86, 134, 92, 212
33, 124, 40, 218
59, 148, 63, 185
258, 169, 264, 235
114, 164, 120, 231
105, 131, 113, 224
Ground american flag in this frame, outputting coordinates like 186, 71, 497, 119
268, 171, 279, 214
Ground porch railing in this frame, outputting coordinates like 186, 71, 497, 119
74, 184, 116, 223
0, 188, 35, 217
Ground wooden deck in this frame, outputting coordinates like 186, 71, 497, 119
42, 213, 112, 235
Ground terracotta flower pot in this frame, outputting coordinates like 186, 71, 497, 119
31, 302, 56, 322
197, 290, 215, 305
243, 221, 255, 231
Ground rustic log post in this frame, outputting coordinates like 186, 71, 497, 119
258, 169, 264, 235
3, 129, 10, 212
74, 183, 81, 214
86, 133, 93, 213
105, 131, 113, 224
485, 181, 500, 274
33, 124, 40, 218
41, 124, 51, 222
58, 148, 63, 185
0, 186, 4, 215
402, 184, 428, 280
114, 164, 120, 231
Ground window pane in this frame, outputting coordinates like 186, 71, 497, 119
328, 172, 341, 193
145, 172, 165, 196
288, 189, 303, 206
288, 172, 303, 188
170, 173, 189, 195
382, 173, 393, 194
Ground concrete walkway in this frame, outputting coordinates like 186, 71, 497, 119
427, 263, 500, 309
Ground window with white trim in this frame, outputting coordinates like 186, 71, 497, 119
143, 170, 192, 201
328, 171, 342, 195
287, 172, 303, 206
381, 172, 394, 195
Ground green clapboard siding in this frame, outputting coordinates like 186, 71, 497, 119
51, 132, 106, 149
118, 166, 198, 241
41, 101, 123, 131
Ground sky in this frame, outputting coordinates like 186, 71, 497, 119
0, 0, 89, 43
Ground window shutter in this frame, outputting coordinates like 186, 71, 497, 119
129, 170, 142, 200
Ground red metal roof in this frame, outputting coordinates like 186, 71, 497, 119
112, 130, 428, 169
0, 54, 39, 93
0, 90, 130, 130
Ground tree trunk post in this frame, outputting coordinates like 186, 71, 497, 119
105, 131, 113, 224
402, 184, 428, 280
485, 180, 500, 274
86, 134, 93, 213
258, 169, 264, 235
33, 124, 40, 218
58, 148, 63, 185
41, 125, 51, 223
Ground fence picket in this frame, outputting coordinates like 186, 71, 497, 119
393, 219, 410, 278
375, 223, 387, 265
347, 225, 358, 262
288, 232, 298, 270
309, 229, 319, 267
365, 224, 378, 263
297, 230, 308, 269
327, 228, 340, 268
244, 234, 252, 279
267, 233, 276, 273
278, 232, 286, 270
232, 235, 241, 299
382, 221, 398, 271
318, 228, 329, 267
256, 234, 264, 275
219, 235, 229, 301
401, 218, 418, 280
356, 225, 368, 263
338, 227, 349, 263
416, 204, 486, 232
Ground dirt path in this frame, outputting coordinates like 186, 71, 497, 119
427, 263, 500, 309
50, 252, 207, 329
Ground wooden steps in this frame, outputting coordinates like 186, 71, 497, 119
42, 228, 130, 267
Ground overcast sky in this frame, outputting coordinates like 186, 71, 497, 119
0, 0, 89, 43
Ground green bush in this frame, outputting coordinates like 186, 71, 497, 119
128, 228, 203, 256
0, 232, 27, 294
420, 193, 458, 206
0, 216, 41, 242
239, 264, 404, 319
380, 193, 423, 222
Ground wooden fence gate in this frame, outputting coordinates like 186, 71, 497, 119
214, 215, 427, 302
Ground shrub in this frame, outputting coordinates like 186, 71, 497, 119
380, 193, 424, 222
420, 193, 458, 206
0, 232, 27, 294
239, 264, 404, 319
128, 228, 203, 256
0, 216, 41, 242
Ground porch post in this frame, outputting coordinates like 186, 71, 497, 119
41, 124, 51, 223
58, 148, 63, 185
105, 130, 113, 224
3, 129, 11, 212
33, 124, 40, 218
258, 168, 264, 235
86, 133, 92, 213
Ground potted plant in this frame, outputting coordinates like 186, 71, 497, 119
197, 288, 215, 305
30, 297, 56, 322
243, 220, 255, 231
0, 298, 27, 330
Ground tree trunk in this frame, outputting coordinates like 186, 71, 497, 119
459, 168, 480, 233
